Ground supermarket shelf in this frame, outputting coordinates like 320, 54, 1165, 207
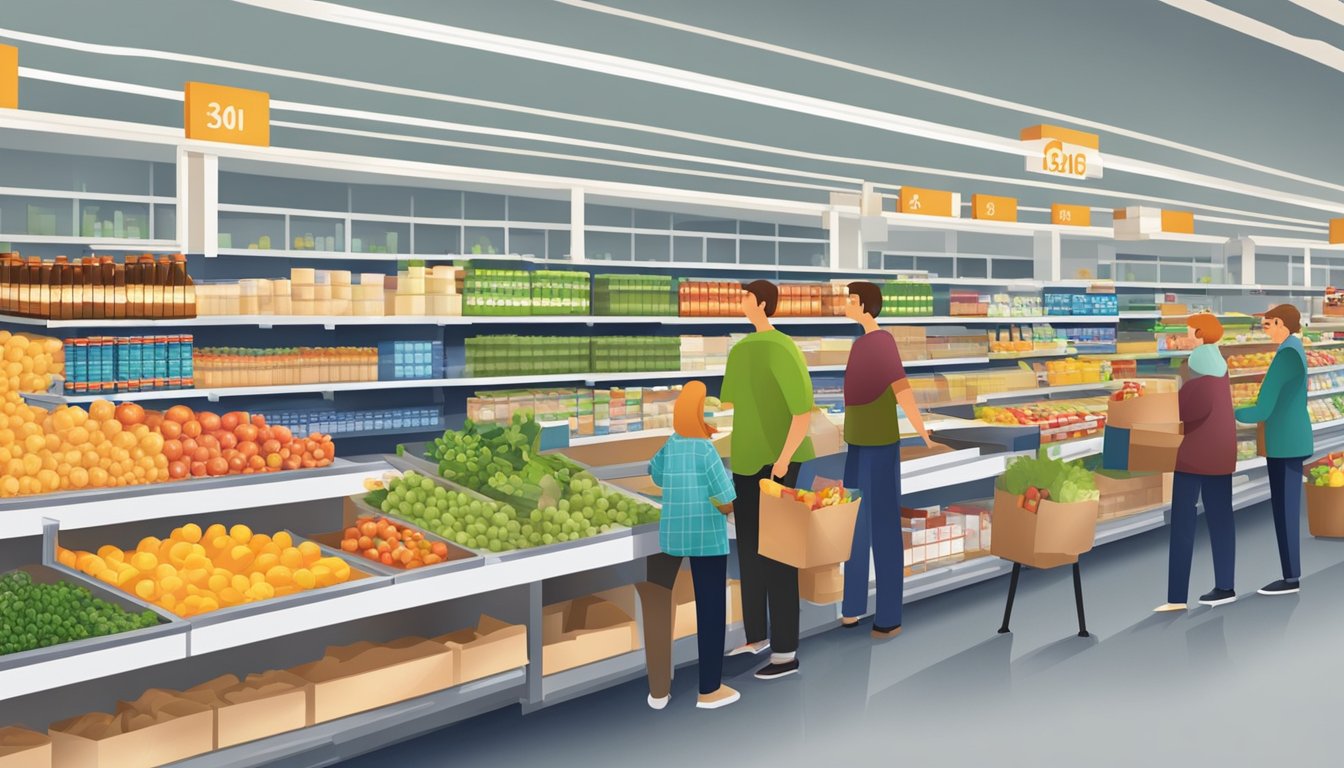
0, 630, 187, 704
1231, 363, 1344, 380
976, 382, 1114, 403
1307, 385, 1344, 399
987, 349, 1075, 361
1045, 436, 1105, 462
1313, 417, 1344, 433
0, 458, 390, 540
172, 669, 527, 768
0, 235, 181, 249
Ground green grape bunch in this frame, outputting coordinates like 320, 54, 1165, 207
0, 570, 159, 657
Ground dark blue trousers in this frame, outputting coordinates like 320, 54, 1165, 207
1167, 471, 1235, 603
1266, 457, 1305, 581
842, 443, 903, 628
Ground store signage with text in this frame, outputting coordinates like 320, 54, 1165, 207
1051, 204, 1091, 227
971, 194, 1017, 222
0, 45, 16, 110
184, 82, 270, 147
898, 187, 959, 218
1021, 125, 1102, 180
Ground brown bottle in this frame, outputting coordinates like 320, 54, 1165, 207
112, 259, 127, 319
99, 257, 114, 319
165, 255, 181, 319
0, 253, 12, 315
156, 255, 171, 319
125, 256, 141, 318
81, 257, 97, 320
51, 256, 69, 321
172, 254, 194, 319
36, 259, 53, 320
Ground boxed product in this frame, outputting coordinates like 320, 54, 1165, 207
180, 671, 310, 750
542, 588, 640, 675
49, 690, 214, 768
758, 478, 861, 569
436, 615, 529, 684
0, 727, 50, 768
1102, 379, 1182, 472
1093, 470, 1172, 520
808, 409, 844, 457
798, 563, 844, 604
903, 507, 967, 570
291, 638, 457, 723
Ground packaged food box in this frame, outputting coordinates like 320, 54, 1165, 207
180, 671, 310, 749
0, 727, 50, 768
542, 587, 639, 675
291, 638, 457, 723
435, 615, 529, 684
49, 690, 213, 768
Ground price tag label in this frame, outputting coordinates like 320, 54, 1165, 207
184, 82, 270, 147
898, 186, 958, 218
0, 45, 17, 110
1051, 204, 1092, 227
1021, 125, 1102, 180
971, 194, 1017, 222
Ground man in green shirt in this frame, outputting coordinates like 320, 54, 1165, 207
719, 279, 814, 681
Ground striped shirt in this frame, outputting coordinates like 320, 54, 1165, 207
649, 435, 737, 557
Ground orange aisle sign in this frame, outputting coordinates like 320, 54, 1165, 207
898, 186, 959, 218
971, 194, 1017, 222
1021, 124, 1102, 180
184, 82, 270, 147
1331, 218, 1344, 244
1051, 204, 1091, 227
1160, 210, 1195, 234
0, 44, 17, 110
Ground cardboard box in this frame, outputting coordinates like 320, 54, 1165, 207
798, 563, 844, 604
808, 409, 844, 458
181, 671, 311, 750
1128, 425, 1182, 473
436, 615, 529, 684
758, 480, 861, 569
1094, 470, 1171, 519
50, 693, 214, 768
1106, 387, 1179, 430
1306, 483, 1344, 538
542, 591, 640, 675
727, 579, 743, 624
291, 638, 457, 724
0, 728, 50, 768
989, 488, 1098, 569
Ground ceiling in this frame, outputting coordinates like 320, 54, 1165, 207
1, 0, 1342, 239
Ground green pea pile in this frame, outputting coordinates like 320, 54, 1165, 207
0, 570, 160, 656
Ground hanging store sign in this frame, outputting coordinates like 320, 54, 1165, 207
0, 45, 16, 110
1051, 204, 1091, 227
1021, 125, 1102, 180
1331, 218, 1344, 245
971, 194, 1017, 222
897, 186, 960, 218
184, 82, 270, 147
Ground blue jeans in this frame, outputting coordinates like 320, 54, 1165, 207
1267, 457, 1305, 581
1167, 472, 1235, 603
842, 443, 903, 628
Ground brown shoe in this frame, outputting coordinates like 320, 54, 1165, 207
871, 624, 902, 639
696, 685, 741, 710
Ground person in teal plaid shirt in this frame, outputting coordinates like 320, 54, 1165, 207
639, 381, 740, 711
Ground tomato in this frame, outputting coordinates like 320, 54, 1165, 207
359, 521, 378, 538
181, 420, 202, 439
251, 414, 267, 428
144, 412, 164, 431
159, 420, 182, 440
227, 455, 246, 473
343, 527, 359, 540
248, 455, 265, 470
179, 437, 198, 455
235, 423, 259, 443
192, 446, 210, 463
168, 460, 189, 479
363, 548, 378, 561
265, 453, 282, 469
237, 441, 259, 458
162, 439, 184, 462
165, 405, 194, 424
190, 461, 208, 478
379, 552, 394, 566
271, 425, 293, 444
283, 457, 302, 471
220, 412, 248, 432
198, 434, 219, 452
217, 432, 238, 451
115, 403, 146, 426
197, 412, 221, 432
340, 539, 359, 553
357, 535, 374, 550
261, 439, 281, 456
206, 457, 229, 476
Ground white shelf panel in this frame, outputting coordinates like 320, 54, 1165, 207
0, 458, 389, 540
0, 235, 180, 249
976, 382, 1114, 403
0, 631, 187, 703
1231, 362, 1344, 380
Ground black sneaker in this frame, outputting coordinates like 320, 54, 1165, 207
1198, 588, 1236, 607
1257, 579, 1300, 596
753, 659, 800, 680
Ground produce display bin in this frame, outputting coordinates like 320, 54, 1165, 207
298, 499, 484, 584
48, 527, 389, 630
0, 563, 184, 675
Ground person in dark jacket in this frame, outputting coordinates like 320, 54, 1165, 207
1156, 313, 1237, 612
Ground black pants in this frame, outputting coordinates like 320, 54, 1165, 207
733, 463, 801, 654
643, 553, 727, 696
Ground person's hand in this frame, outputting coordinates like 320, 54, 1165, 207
717, 502, 734, 516
921, 433, 937, 450
771, 457, 791, 482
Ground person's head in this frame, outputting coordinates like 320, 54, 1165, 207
673, 380, 716, 439
741, 280, 778, 323
1186, 313, 1223, 346
845, 281, 883, 322
1259, 304, 1301, 344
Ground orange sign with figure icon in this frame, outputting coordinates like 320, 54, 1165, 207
898, 187, 958, 217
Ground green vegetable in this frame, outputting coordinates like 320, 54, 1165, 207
0, 570, 160, 656
999, 449, 1100, 503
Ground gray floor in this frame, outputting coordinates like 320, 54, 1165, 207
342, 500, 1341, 767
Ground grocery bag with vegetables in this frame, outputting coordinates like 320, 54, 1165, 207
998, 449, 1100, 511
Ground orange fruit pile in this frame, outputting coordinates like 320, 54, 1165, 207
339, 516, 452, 569
57, 522, 357, 617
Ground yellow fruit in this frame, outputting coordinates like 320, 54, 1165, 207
134, 580, 157, 600
179, 523, 203, 543
272, 531, 294, 549
298, 541, 321, 564
208, 573, 230, 593
231, 574, 251, 593
279, 548, 303, 570
230, 525, 252, 544
130, 552, 157, 571
293, 569, 316, 590
56, 548, 77, 568
96, 545, 124, 563
265, 565, 293, 586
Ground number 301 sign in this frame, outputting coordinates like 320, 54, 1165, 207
184, 82, 270, 147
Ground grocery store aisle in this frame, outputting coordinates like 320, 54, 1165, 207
343, 501, 1344, 768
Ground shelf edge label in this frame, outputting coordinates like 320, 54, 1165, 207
184, 81, 270, 147
1051, 204, 1091, 227
971, 194, 1017, 222
898, 187, 959, 218
0, 44, 16, 110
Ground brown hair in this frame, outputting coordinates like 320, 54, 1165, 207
1262, 304, 1301, 334
744, 280, 779, 317
1186, 313, 1224, 344
847, 281, 884, 318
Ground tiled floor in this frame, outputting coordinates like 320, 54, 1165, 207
342, 499, 1343, 767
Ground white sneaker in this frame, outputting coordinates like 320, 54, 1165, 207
696, 685, 741, 710
727, 640, 770, 657
1153, 603, 1187, 613
647, 694, 669, 710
